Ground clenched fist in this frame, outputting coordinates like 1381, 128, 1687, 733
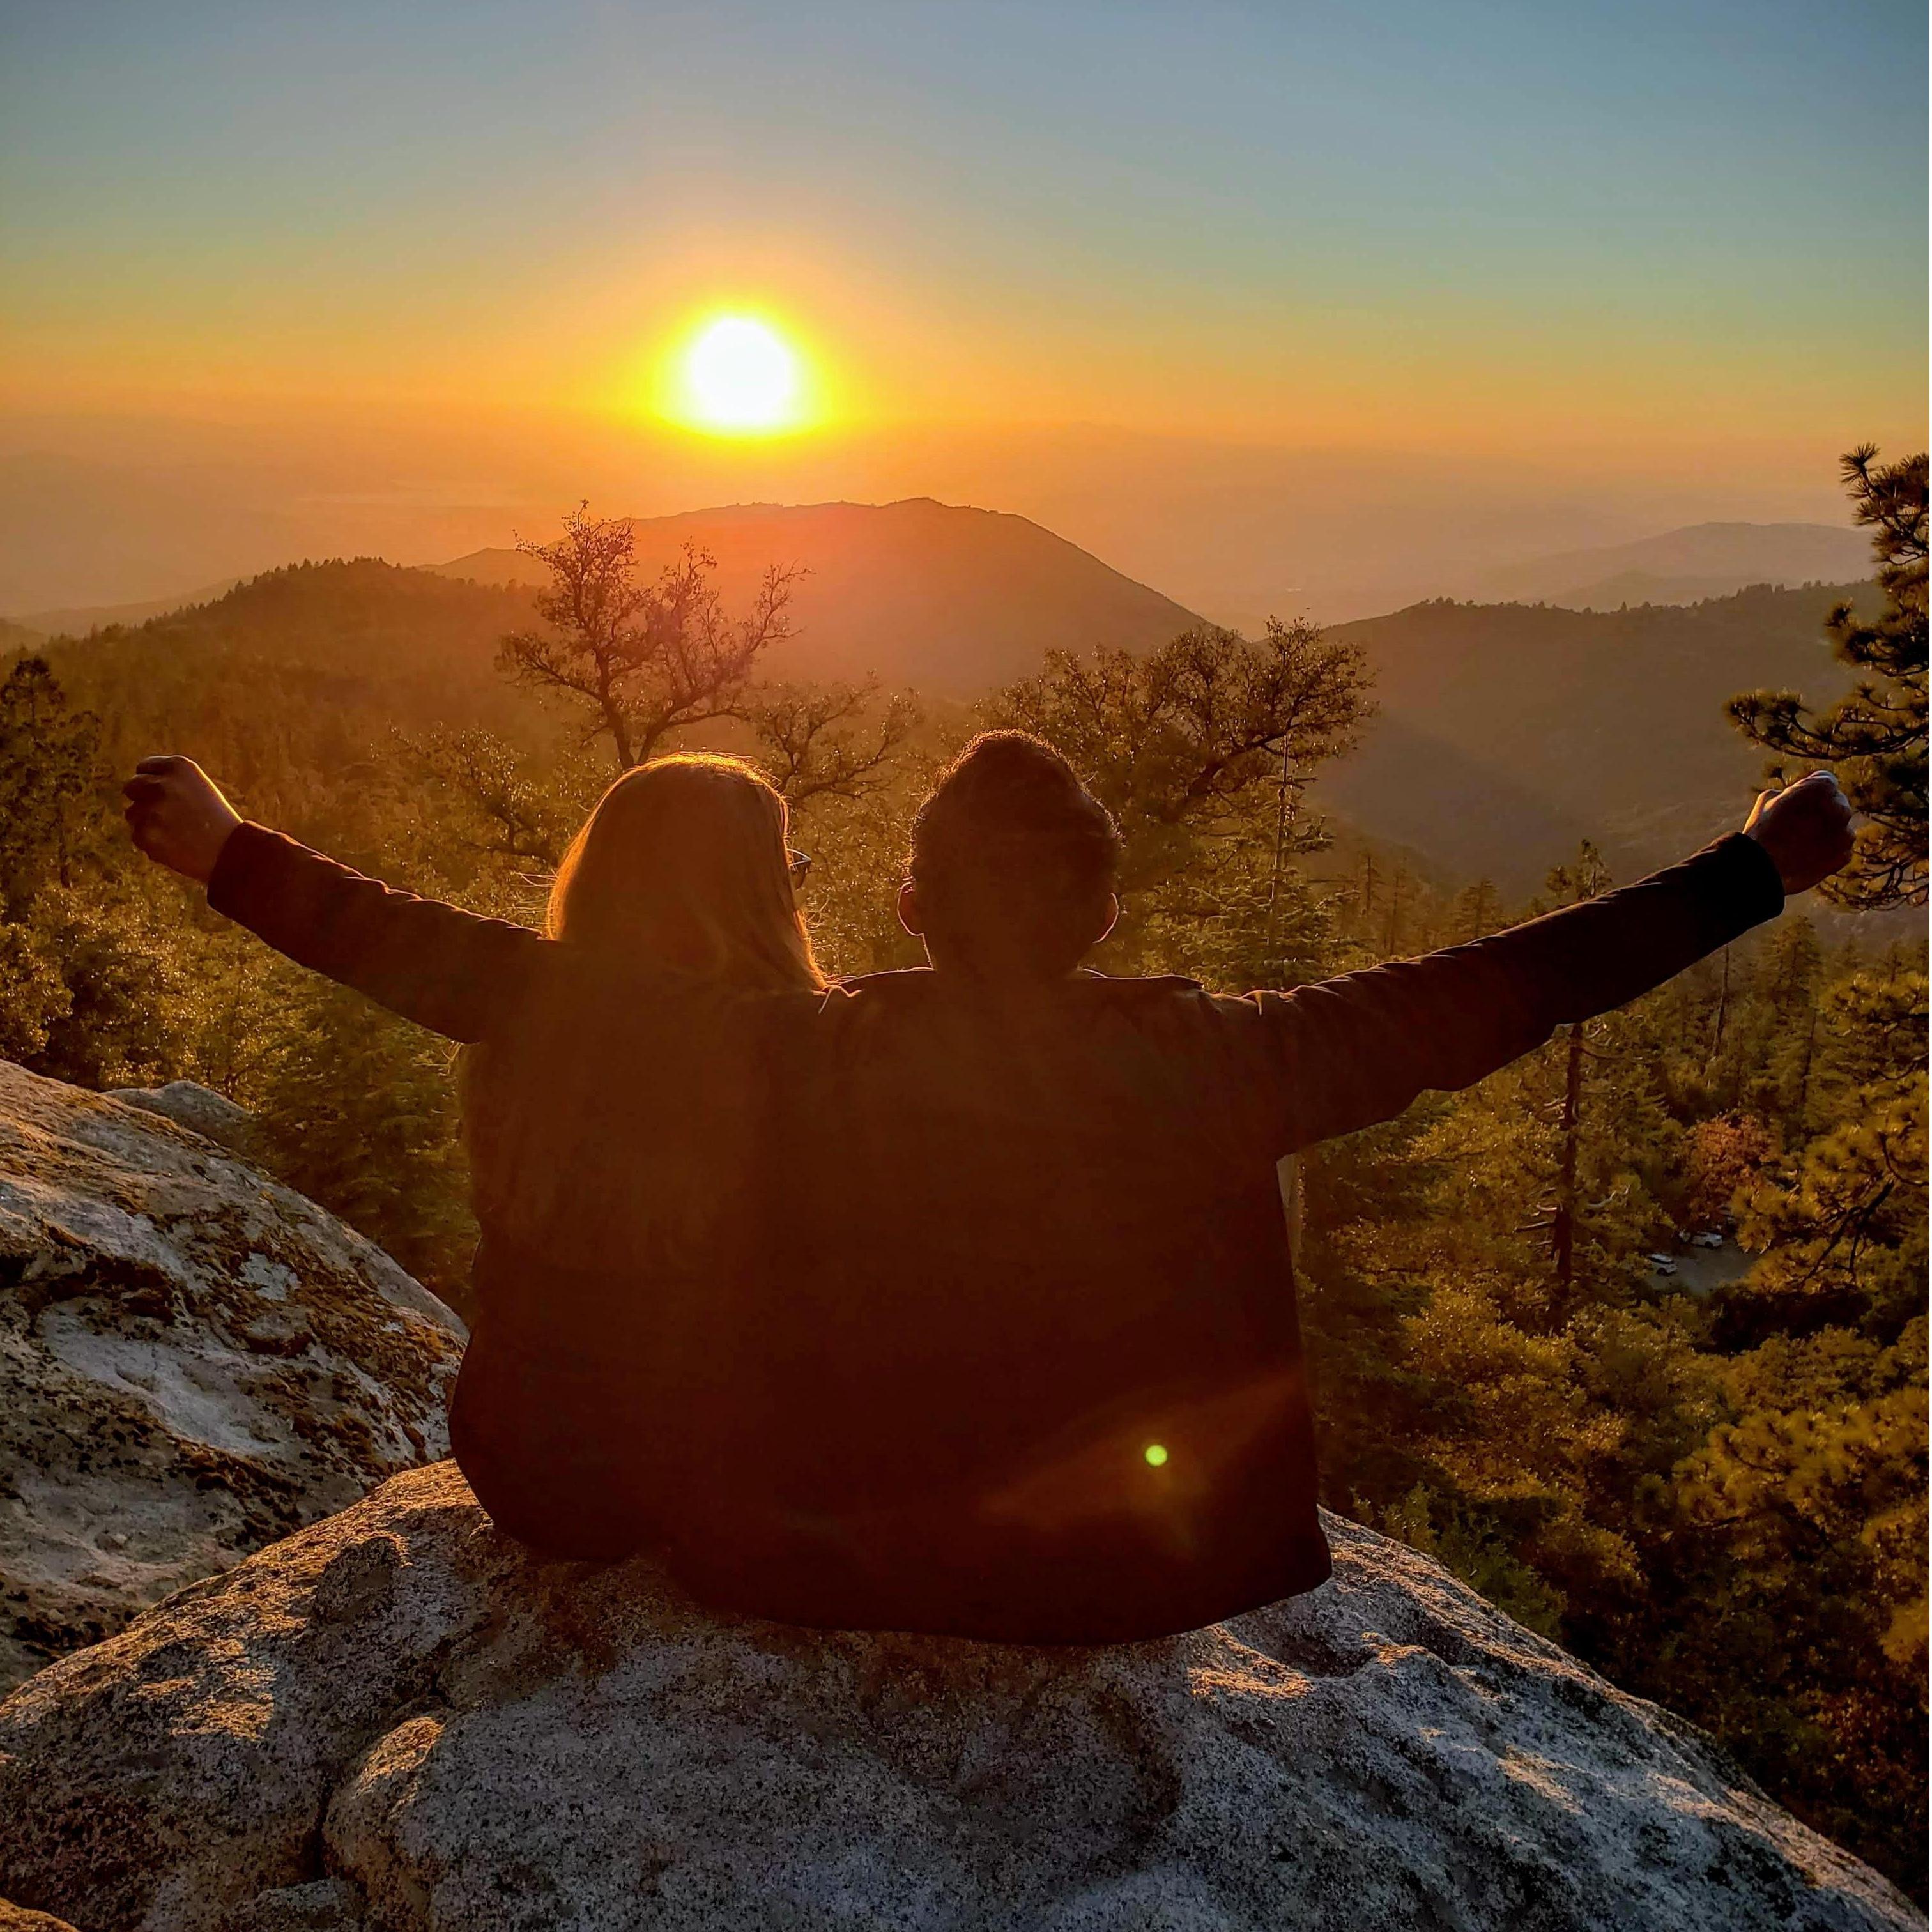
1743, 770, 1855, 896
123, 756, 243, 885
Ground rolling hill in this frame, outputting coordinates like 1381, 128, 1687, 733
1467, 522, 1868, 611
15, 578, 243, 640
1325, 583, 1864, 890
432, 498, 1200, 696
8, 502, 1873, 901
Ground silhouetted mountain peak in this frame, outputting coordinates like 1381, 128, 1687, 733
434, 498, 1200, 694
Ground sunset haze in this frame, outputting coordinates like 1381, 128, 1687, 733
1, 1, 1923, 615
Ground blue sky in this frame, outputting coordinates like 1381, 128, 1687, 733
0, 0, 1922, 613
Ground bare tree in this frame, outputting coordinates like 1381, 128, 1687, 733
499, 504, 802, 770
499, 504, 921, 812
747, 681, 923, 805
995, 618, 1376, 891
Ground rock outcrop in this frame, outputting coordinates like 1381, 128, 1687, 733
1, 1462, 1917, 1932
104, 1080, 258, 1158
0, 1061, 464, 1693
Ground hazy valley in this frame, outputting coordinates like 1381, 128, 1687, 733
15, 496, 1867, 896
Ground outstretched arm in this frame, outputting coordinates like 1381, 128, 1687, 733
1257, 773, 1853, 1151
125, 756, 546, 1043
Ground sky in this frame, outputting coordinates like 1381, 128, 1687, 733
1, 0, 1924, 614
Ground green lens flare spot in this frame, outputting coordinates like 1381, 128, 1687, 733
1144, 1443, 1169, 1468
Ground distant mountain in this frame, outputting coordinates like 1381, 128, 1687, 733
1322, 583, 1864, 891
20, 579, 242, 640
433, 498, 1200, 696
10, 514, 1869, 903
1468, 523, 1869, 611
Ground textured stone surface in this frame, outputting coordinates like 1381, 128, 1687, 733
104, 1080, 259, 1157
0, 1900, 80, 1932
104, 1082, 261, 1151
0, 1061, 464, 1692
1, 1462, 1918, 1932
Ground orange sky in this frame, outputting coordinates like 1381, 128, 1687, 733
1, 3, 1922, 615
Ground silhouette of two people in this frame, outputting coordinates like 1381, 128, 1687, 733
124, 735, 1850, 1642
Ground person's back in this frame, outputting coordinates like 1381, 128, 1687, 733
127, 731, 1850, 1639
689, 733, 1848, 1643
124, 749, 826, 1563
737, 965, 1326, 1641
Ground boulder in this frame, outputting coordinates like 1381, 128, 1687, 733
0, 1061, 464, 1694
103, 1081, 258, 1158
1, 1462, 1917, 1932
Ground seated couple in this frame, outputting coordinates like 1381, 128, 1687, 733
123, 735, 1852, 1643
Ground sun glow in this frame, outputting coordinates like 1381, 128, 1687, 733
668, 314, 808, 435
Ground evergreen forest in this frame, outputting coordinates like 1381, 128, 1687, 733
3, 461, 1924, 1894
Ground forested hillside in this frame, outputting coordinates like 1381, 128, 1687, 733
1328, 584, 1865, 889
32, 542, 1875, 900
1, 510, 1922, 1895
43, 562, 542, 799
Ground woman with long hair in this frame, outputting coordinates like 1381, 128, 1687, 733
124, 750, 824, 1561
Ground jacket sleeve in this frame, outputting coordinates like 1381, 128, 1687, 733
1252, 832, 1786, 1152
205, 824, 549, 1043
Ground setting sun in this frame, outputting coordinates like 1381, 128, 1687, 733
670, 315, 806, 435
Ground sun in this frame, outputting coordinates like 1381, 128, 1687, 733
670, 314, 806, 435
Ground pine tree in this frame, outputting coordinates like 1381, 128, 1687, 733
0, 656, 102, 914
1729, 446, 1928, 908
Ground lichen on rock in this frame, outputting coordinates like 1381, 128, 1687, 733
1, 1461, 1919, 1932
0, 1061, 465, 1692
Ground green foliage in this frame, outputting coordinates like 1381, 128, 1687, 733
1299, 914, 1927, 1892
1730, 446, 1928, 908
1724, 967, 1926, 1343
992, 619, 1374, 983
1, 530, 1922, 1894
0, 923, 70, 1063
250, 978, 477, 1313
0, 657, 97, 914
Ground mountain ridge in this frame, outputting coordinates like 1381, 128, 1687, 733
4, 505, 1873, 895
433, 496, 1202, 696
1467, 520, 1867, 610
1325, 582, 1864, 887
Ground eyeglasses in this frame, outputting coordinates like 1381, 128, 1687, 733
788, 850, 813, 884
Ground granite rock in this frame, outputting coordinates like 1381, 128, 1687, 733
1, 1460, 1917, 1932
0, 1061, 464, 1692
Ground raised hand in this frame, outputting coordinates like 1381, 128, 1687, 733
123, 756, 244, 884
1743, 770, 1855, 896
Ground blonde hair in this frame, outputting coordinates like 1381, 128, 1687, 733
461, 753, 820, 1269
546, 753, 822, 991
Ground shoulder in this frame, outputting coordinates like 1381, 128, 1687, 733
1075, 969, 1206, 998
815, 967, 935, 1008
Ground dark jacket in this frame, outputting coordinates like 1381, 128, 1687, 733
208, 824, 1784, 1637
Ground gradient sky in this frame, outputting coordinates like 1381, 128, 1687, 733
0, 0, 1924, 611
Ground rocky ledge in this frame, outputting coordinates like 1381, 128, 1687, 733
1, 1461, 1917, 1932
0, 1061, 464, 1692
